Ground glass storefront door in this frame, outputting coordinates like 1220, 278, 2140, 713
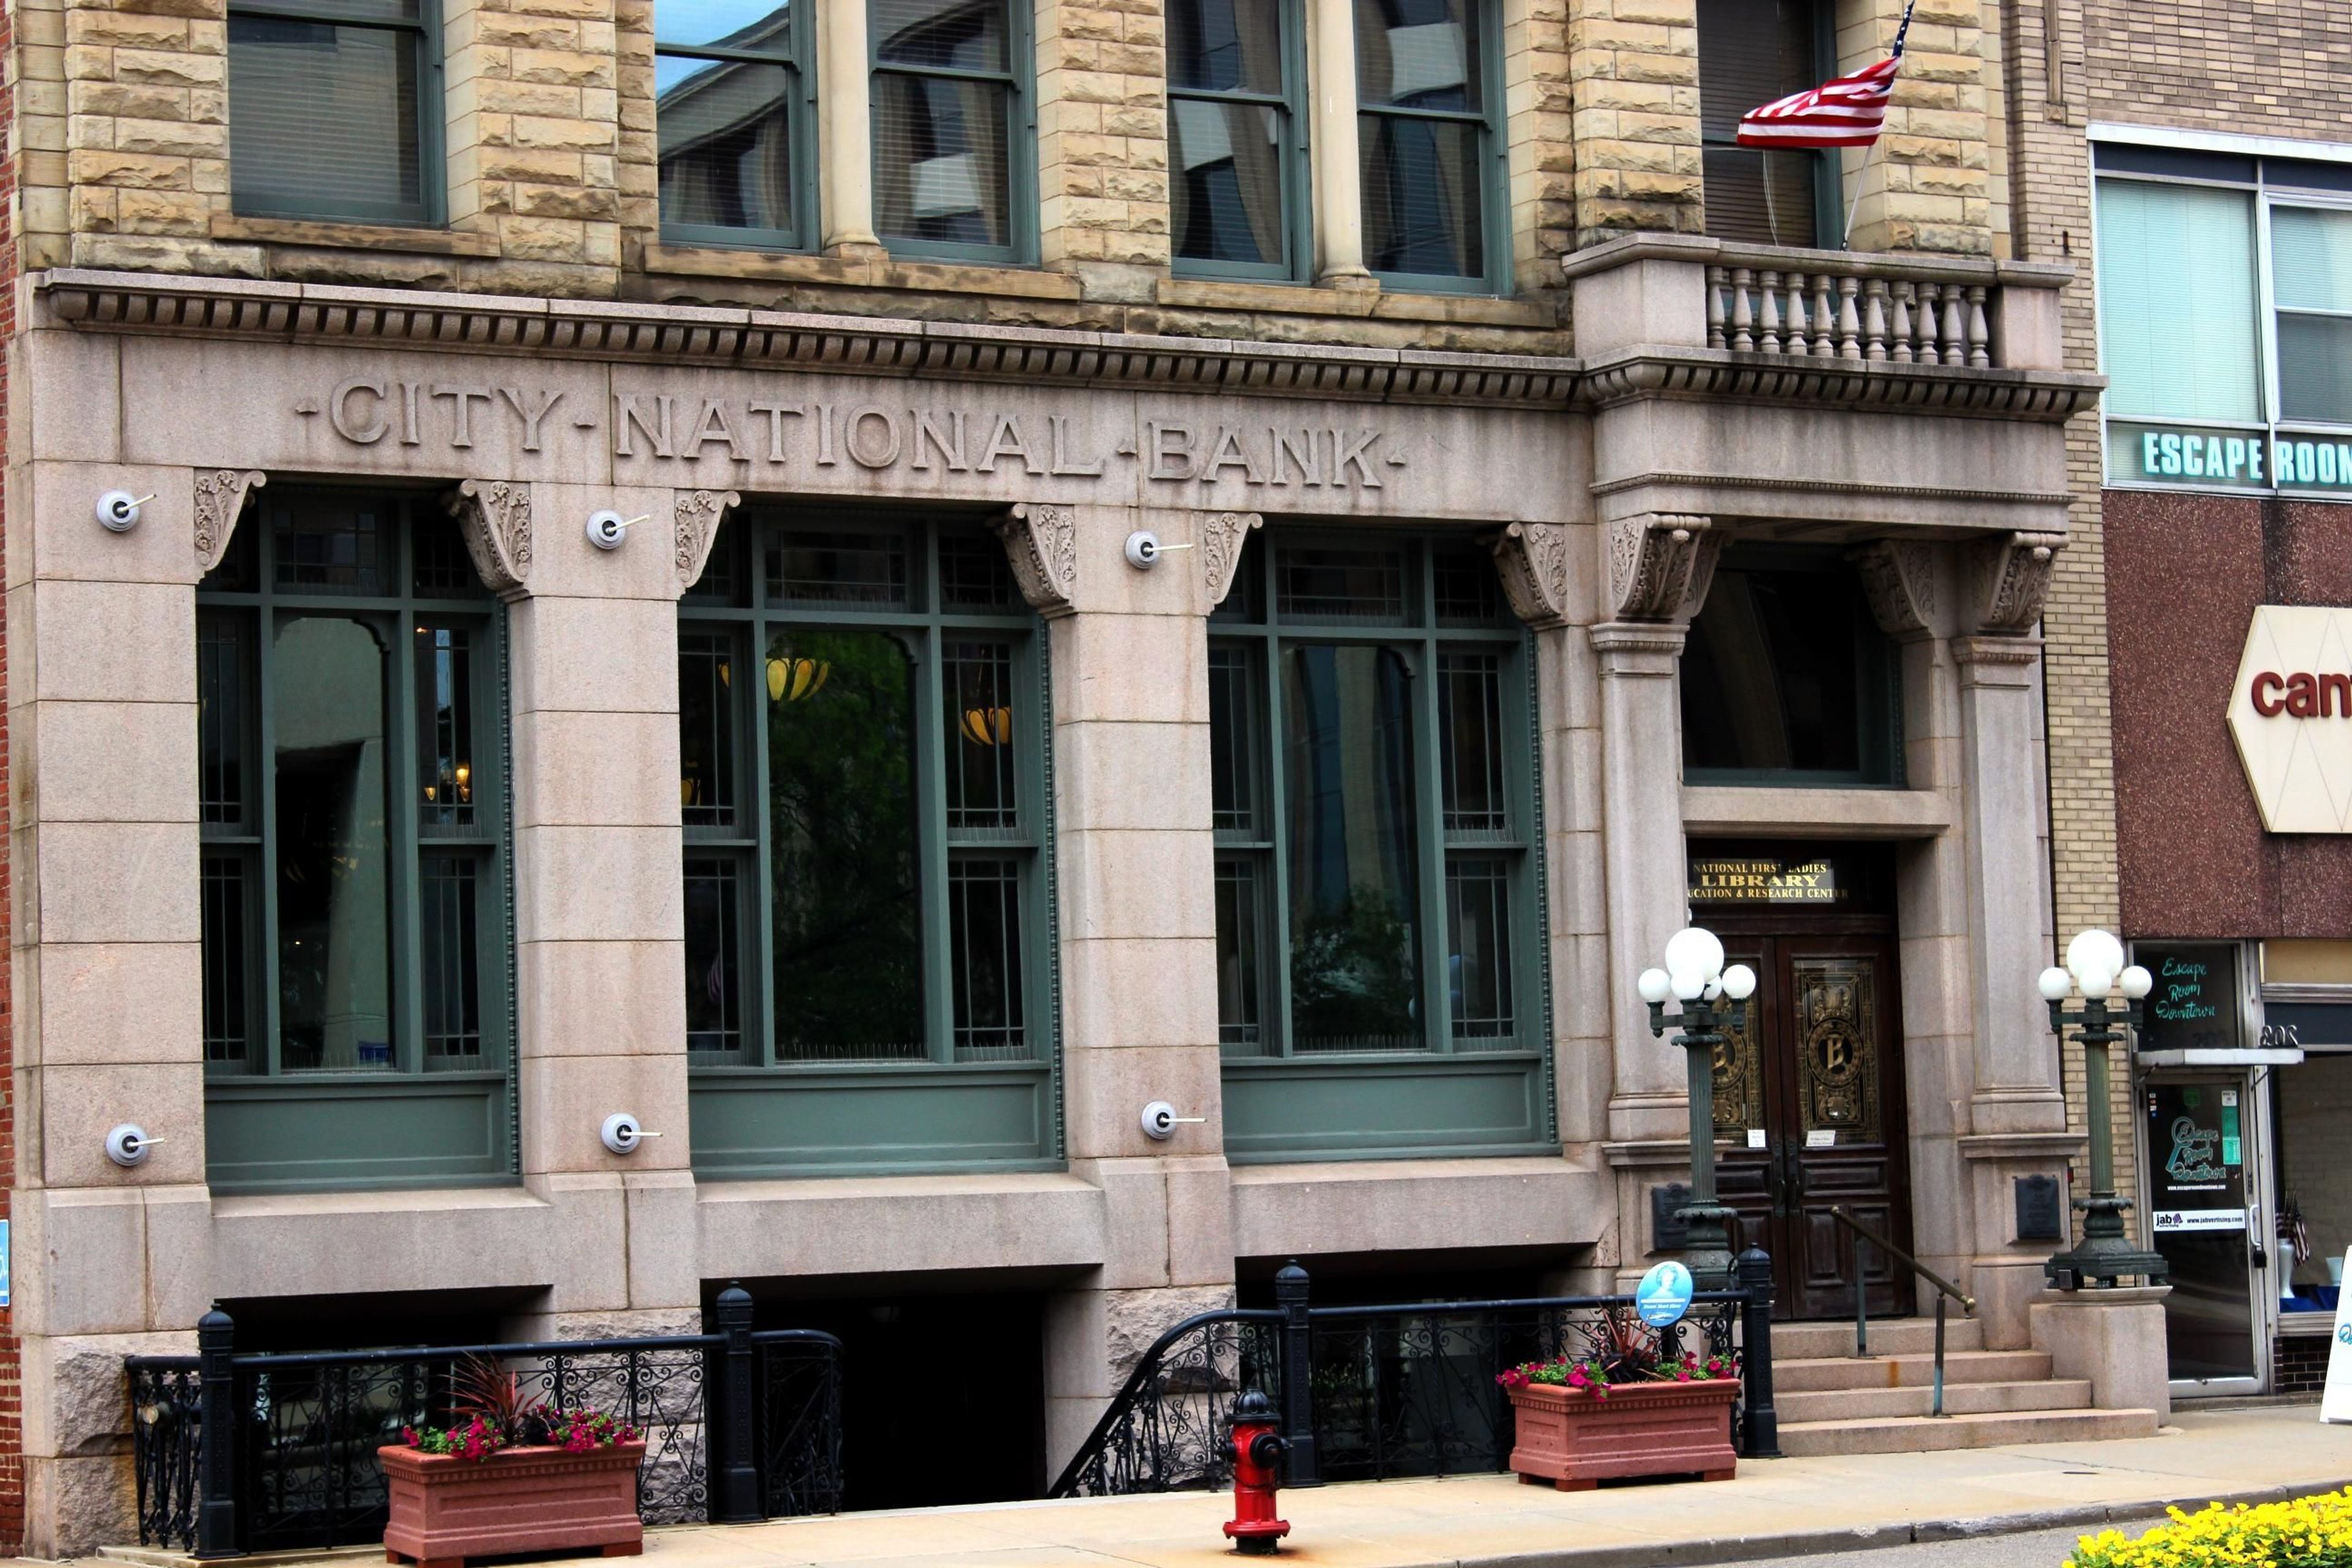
2146, 1076, 2267, 1390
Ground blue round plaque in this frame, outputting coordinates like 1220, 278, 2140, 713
1635, 1261, 1695, 1329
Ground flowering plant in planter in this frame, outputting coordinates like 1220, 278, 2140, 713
1496, 1314, 1740, 1491
380, 1359, 649, 1568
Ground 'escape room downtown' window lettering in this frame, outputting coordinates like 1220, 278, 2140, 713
2113, 423, 2352, 493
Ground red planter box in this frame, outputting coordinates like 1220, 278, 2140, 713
1504, 1379, 1738, 1491
380, 1441, 646, 1568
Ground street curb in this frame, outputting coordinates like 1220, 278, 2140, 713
1453, 1479, 2352, 1568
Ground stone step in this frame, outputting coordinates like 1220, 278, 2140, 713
1776, 1406, 2161, 1457
1772, 1348, 2053, 1393
1772, 1317, 1986, 1360
1775, 1377, 2095, 1423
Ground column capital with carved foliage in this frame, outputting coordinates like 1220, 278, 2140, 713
1202, 511, 1263, 609
445, 479, 535, 601
989, 502, 1079, 618
1970, 531, 2065, 635
674, 489, 742, 592
1490, 522, 1572, 629
1605, 513, 1721, 625
1849, 538, 1939, 639
194, 469, 268, 576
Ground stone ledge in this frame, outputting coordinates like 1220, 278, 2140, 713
1230, 1155, 1604, 1261
31, 268, 1585, 409
641, 241, 1086, 300
1157, 273, 1556, 328
1680, 784, 1956, 839
1579, 345, 2103, 421
209, 214, 503, 257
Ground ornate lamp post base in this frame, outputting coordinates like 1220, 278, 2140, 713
1673, 1201, 1740, 1293
2045, 1195, 2170, 1290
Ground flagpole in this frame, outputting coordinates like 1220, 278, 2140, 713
1845, 0, 1917, 251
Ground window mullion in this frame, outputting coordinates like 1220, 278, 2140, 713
388, 607, 423, 1075
917, 622, 954, 1063
1261, 628, 1293, 1059
257, 605, 284, 1077
748, 616, 780, 1068
1413, 631, 1451, 1054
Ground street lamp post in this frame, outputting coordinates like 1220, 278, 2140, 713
2038, 929, 2170, 1290
1640, 927, 1757, 1293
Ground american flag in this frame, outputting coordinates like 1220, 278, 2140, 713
1735, 0, 1913, 151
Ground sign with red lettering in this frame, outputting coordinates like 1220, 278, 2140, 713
2227, 606, 2352, 833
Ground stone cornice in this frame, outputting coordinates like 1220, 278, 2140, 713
33, 270, 2104, 422
31, 269, 1580, 410
1577, 346, 2103, 423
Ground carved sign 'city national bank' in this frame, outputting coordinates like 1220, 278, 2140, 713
297, 380, 1408, 489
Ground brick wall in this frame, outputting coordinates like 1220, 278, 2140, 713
2277, 1333, 2329, 1397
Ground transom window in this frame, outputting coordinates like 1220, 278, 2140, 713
657, 0, 813, 248
872, 0, 1030, 261
198, 491, 511, 1192
2094, 138, 2352, 497
1680, 546, 1902, 788
228, 0, 438, 224
1167, 0, 1308, 280
679, 513, 1057, 1176
1354, 0, 1504, 290
1211, 533, 1552, 1161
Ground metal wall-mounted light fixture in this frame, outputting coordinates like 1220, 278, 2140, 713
105, 1123, 160, 1167
96, 491, 154, 533
600, 1112, 663, 1155
1124, 530, 1197, 570
1140, 1101, 1207, 1140
586, 510, 648, 551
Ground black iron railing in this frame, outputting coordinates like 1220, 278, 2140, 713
1050, 1252, 1783, 1499
126, 1287, 843, 1556
1830, 1205, 1974, 1418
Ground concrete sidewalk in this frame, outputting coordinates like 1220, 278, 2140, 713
92, 1404, 2352, 1568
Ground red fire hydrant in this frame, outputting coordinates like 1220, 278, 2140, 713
1221, 1389, 1291, 1556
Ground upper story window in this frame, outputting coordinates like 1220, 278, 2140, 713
872, 0, 1031, 262
1354, 0, 1503, 290
677, 513, 1058, 1175
198, 491, 511, 1192
1696, 0, 1835, 249
228, 0, 438, 224
2095, 137, 2352, 499
1167, 0, 1308, 280
657, 0, 813, 248
1681, 546, 1902, 788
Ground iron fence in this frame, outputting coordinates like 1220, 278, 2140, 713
1050, 1251, 1781, 1498
126, 1289, 843, 1556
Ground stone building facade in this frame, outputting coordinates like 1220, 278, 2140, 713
0, 0, 2138, 1548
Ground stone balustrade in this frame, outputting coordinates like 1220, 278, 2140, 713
1706, 257, 1992, 367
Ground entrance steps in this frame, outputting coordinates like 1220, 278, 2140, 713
1768, 1315, 2161, 1457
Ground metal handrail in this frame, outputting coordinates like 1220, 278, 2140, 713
1830, 1205, 1975, 1419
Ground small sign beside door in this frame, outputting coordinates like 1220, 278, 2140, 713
2324, 1250, 2352, 1425
1746, 1128, 1767, 1149
2152, 1208, 2249, 1232
1805, 1128, 1836, 1148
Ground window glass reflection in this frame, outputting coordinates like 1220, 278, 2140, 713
767, 628, 925, 1060
273, 616, 394, 1073
1284, 644, 1422, 1052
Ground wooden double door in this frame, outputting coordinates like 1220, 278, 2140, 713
1708, 929, 1915, 1321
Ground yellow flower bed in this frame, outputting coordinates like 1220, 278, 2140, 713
2068, 1489, 2352, 1567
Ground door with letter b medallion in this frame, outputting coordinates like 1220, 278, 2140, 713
1692, 843, 1915, 1320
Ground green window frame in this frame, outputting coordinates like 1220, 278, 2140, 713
1209, 530, 1555, 1163
227, 0, 443, 225
197, 489, 515, 1194
1695, 0, 1839, 250
1354, 0, 1509, 294
1167, 0, 1312, 282
655, 0, 818, 251
679, 510, 1061, 1177
870, 0, 1036, 264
